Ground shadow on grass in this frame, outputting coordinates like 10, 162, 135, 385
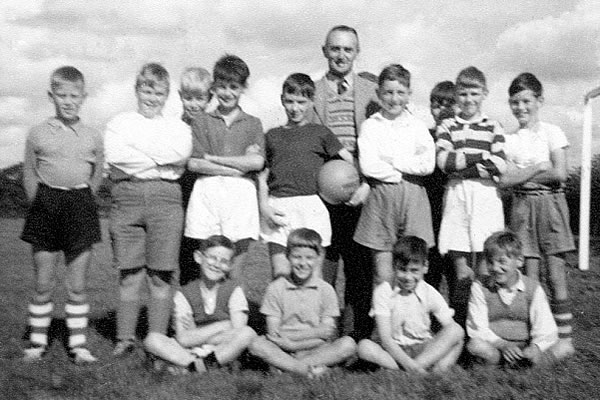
89, 307, 150, 343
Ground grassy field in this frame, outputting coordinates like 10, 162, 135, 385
1, 218, 600, 399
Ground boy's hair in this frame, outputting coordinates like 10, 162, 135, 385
455, 66, 487, 90
196, 235, 235, 253
357, 71, 378, 84
378, 64, 411, 88
282, 73, 315, 100
50, 66, 85, 91
286, 228, 323, 256
430, 81, 456, 105
326, 25, 360, 50
135, 63, 170, 92
508, 72, 543, 98
392, 236, 428, 268
180, 67, 212, 93
483, 231, 523, 263
213, 54, 250, 87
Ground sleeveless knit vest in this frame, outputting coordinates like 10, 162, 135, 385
180, 279, 237, 326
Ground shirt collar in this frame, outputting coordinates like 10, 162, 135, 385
454, 113, 488, 125
47, 117, 81, 135
209, 107, 249, 125
326, 72, 354, 89
496, 270, 526, 293
284, 275, 319, 290
392, 279, 427, 300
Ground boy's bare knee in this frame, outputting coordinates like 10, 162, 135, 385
33, 288, 53, 304
249, 336, 271, 357
240, 326, 257, 342
357, 339, 376, 358
338, 336, 357, 356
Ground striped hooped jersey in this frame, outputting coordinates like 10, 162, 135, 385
435, 115, 506, 178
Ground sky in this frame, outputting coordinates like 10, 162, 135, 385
1, 0, 600, 169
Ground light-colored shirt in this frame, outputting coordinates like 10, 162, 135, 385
23, 117, 103, 191
505, 121, 568, 168
466, 274, 558, 352
371, 280, 454, 346
358, 111, 435, 183
172, 285, 248, 335
104, 111, 192, 180
260, 276, 340, 333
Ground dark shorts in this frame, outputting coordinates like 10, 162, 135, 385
21, 183, 101, 253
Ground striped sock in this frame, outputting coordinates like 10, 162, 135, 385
28, 301, 53, 347
65, 301, 90, 349
551, 299, 573, 341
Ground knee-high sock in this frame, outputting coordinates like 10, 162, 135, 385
65, 301, 90, 349
551, 299, 573, 342
28, 301, 53, 347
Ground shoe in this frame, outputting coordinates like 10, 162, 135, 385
22, 346, 47, 362
69, 347, 98, 364
308, 365, 330, 379
113, 339, 136, 357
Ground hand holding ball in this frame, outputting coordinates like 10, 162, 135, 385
318, 160, 361, 205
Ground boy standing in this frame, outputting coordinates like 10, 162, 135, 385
353, 64, 436, 285
184, 55, 264, 278
467, 231, 565, 366
249, 229, 357, 377
105, 63, 192, 356
21, 66, 104, 363
357, 236, 464, 373
259, 73, 354, 278
436, 66, 506, 327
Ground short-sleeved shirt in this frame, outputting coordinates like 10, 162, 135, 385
190, 109, 264, 161
24, 117, 103, 189
265, 123, 343, 197
504, 121, 569, 190
260, 276, 340, 332
371, 280, 454, 346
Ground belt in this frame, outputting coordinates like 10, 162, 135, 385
513, 187, 564, 196
111, 177, 177, 183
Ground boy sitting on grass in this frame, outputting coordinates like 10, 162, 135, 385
357, 236, 464, 374
467, 231, 566, 367
144, 235, 256, 373
249, 228, 356, 377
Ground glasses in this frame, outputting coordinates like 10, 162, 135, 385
202, 252, 232, 267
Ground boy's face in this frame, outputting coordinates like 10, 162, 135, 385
281, 92, 312, 126
136, 82, 169, 118
179, 89, 211, 119
322, 30, 359, 78
194, 245, 234, 283
48, 80, 87, 122
377, 79, 411, 119
394, 260, 428, 295
212, 80, 244, 114
456, 86, 486, 120
488, 251, 522, 287
509, 89, 543, 129
430, 99, 457, 125
288, 246, 320, 285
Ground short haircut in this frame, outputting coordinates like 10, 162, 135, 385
392, 236, 428, 268
196, 235, 235, 253
378, 64, 411, 88
213, 54, 250, 87
180, 67, 212, 93
326, 25, 359, 50
430, 81, 456, 105
286, 228, 323, 256
282, 73, 315, 100
135, 63, 170, 92
508, 72, 543, 98
456, 66, 487, 90
483, 231, 523, 263
50, 66, 85, 91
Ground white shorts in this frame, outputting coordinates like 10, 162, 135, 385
259, 195, 331, 247
185, 176, 259, 242
438, 179, 504, 254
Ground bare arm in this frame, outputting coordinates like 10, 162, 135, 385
257, 168, 286, 229
498, 161, 551, 188
265, 316, 326, 352
529, 147, 568, 185
205, 152, 264, 174
89, 131, 105, 193
187, 157, 243, 176
22, 134, 39, 203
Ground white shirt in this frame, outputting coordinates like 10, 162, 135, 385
371, 281, 454, 346
105, 111, 192, 180
466, 274, 558, 352
358, 111, 435, 183
504, 121, 568, 168
172, 284, 248, 336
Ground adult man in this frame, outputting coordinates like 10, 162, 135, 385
312, 25, 379, 340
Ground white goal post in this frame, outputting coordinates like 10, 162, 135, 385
579, 101, 592, 271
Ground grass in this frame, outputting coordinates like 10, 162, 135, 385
1, 218, 600, 399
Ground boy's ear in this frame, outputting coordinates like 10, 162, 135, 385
422, 260, 429, 275
516, 255, 525, 269
193, 250, 203, 265
47, 90, 54, 102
